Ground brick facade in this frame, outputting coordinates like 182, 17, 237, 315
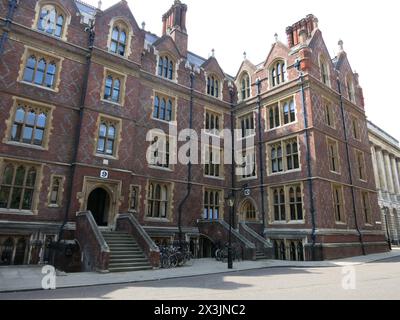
0, 0, 389, 269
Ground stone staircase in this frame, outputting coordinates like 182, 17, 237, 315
255, 250, 269, 260
101, 231, 153, 272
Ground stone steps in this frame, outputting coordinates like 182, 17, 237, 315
101, 231, 152, 273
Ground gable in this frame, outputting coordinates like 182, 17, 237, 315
264, 41, 290, 68
153, 35, 182, 59
202, 57, 225, 79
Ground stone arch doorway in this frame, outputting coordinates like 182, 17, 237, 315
199, 235, 215, 258
87, 188, 110, 226
238, 198, 259, 223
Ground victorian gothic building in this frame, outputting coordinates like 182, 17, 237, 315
0, 0, 390, 271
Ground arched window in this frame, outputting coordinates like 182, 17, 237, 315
103, 75, 121, 103
241, 200, 257, 221
286, 140, 299, 171
37, 4, 66, 38
11, 104, 48, 147
346, 75, 355, 102
147, 182, 170, 218
0, 163, 37, 211
271, 60, 286, 87
110, 25, 127, 56
271, 144, 283, 173
97, 122, 117, 156
289, 186, 303, 221
23, 55, 57, 89
240, 73, 251, 100
273, 188, 286, 221
320, 56, 330, 86
203, 190, 221, 220
207, 75, 220, 98
158, 56, 174, 80
153, 94, 174, 122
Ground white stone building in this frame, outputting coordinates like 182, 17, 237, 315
369, 121, 400, 245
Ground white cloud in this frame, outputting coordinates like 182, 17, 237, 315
85, 0, 400, 141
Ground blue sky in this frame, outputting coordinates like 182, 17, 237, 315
85, 0, 399, 141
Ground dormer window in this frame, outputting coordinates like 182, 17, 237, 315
346, 75, 355, 103
110, 27, 127, 56
108, 19, 132, 58
271, 60, 287, 87
319, 55, 330, 87
240, 73, 251, 100
158, 56, 174, 80
36, 4, 66, 38
207, 75, 220, 98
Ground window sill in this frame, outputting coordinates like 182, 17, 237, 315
48, 204, 60, 209
268, 168, 301, 177
329, 170, 342, 176
151, 117, 175, 125
237, 176, 258, 182
101, 99, 123, 107
0, 209, 35, 216
95, 154, 118, 161
20, 81, 59, 93
204, 175, 225, 181
149, 165, 174, 172
5, 141, 46, 151
204, 131, 224, 139
156, 75, 177, 83
335, 221, 347, 225
35, 29, 66, 42
144, 217, 170, 223
238, 134, 256, 141
265, 121, 297, 132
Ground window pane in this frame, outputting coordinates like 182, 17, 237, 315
108, 126, 115, 139
110, 41, 117, 53
10, 187, 22, 209
26, 169, 36, 187
99, 124, 107, 137
34, 59, 46, 85
97, 138, 105, 153
112, 28, 119, 41
22, 189, 34, 210
26, 111, 36, 126
22, 127, 33, 144
106, 140, 114, 155
23, 57, 36, 82
2, 165, 14, 185
15, 167, 26, 186
119, 31, 126, 43
37, 113, 47, 128
0, 187, 11, 208
34, 129, 44, 145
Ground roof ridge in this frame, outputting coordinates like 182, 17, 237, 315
75, 0, 98, 11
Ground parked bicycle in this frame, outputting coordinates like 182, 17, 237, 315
159, 242, 194, 269
214, 242, 242, 263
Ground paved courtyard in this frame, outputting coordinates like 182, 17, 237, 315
1, 253, 399, 300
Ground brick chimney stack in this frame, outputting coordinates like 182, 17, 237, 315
162, 0, 188, 56
286, 14, 319, 48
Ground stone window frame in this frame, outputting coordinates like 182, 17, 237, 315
326, 137, 341, 175
266, 135, 301, 176
202, 188, 225, 221
93, 114, 123, 160
265, 95, 297, 131
346, 74, 355, 103
269, 58, 287, 89
203, 144, 224, 180
147, 131, 175, 172
205, 73, 222, 99
237, 146, 257, 181
144, 180, 174, 222
332, 184, 346, 224
3, 97, 55, 151
355, 149, 367, 182
269, 183, 305, 224
239, 198, 259, 222
156, 52, 178, 82
237, 111, 256, 139
351, 116, 361, 141
361, 191, 372, 225
100, 68, 127, 107
107, 17, 134, 59
238, 71, 251, 101
151, 90, 177, 123
322, 97, 336, 129
204, 107, 224, 137
32, 1, 71, 41
0, 158, 43, 216
18, 46, 64, 93
46, 174, 65, 208
128, 184, 141, 214
319, 54, 331, 88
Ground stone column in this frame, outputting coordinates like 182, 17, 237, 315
396, 158, 400, 193
384, 152, 395, 194
371, 146, 381, 190
376, 148, 388, 192
391, 156, 400, 195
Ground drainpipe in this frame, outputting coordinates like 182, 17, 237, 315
337, 78, 366, 256
0, 0, 19, 55
177, 69, 195, 248
255, 79, 266, 236
295, 61, 317, 260
56, 22, 96, 249
229, 85, 236, 228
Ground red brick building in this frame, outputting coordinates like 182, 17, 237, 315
0, 0, 389, 271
